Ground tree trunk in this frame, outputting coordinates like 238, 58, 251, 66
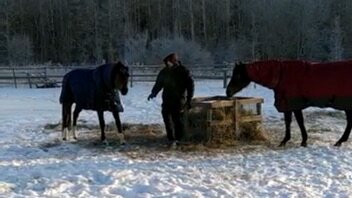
251, 11, 257, 60
107, 0, 114, 62
173, 0, 180, 36
39, 1, 46, 62
225, 0, 231, 39
330, 15, 343, 61
92, 0, 99, 63
189, 0, 195, 41
49, 0, 57, 62
201, 0, 207, 41
5, 0, 10, 64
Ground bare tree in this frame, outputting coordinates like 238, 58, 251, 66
189, 0, 195, 41
201, 0, 207, 42
2, 0, 352, 65
0, 0, 10, 64
8, 35, 33, 65
330, 15, 343, 60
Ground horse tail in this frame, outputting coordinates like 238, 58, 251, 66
59, 73, 71, 104
61, 99, 73, 139
60, 73, 73, 134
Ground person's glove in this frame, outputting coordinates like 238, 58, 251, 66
147, 93, 155, 101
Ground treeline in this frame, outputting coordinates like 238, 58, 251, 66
0, 0, 351, 65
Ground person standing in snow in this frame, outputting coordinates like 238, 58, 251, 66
148, 53, 195, 147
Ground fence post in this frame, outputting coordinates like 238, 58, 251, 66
27, 73, 32, 88
223, 70, 227, 88
44, 67, 47, 80
12, 68, 17, 88
130, 68, 133, 88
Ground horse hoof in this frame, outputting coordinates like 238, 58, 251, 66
334, 142, 342, 147
62, 138, 67, 141
301, 142, 307, 147
102, 140, 109, 146
120, 139, 126, 145
118, 133, 126, 145
278, 142, 286, 147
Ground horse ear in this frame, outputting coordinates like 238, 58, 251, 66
234, 61, 247, 73
234, 62, 239, 70
117, 61, 128, 67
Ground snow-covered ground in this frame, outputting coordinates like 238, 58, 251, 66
1, 81, 352, 197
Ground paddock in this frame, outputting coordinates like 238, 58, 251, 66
0, 80, 351, 197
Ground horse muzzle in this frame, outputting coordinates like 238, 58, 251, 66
121, 87, 128, 95
226, 89, 234, 97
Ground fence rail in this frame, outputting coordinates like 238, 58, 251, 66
0, 64, 234, 88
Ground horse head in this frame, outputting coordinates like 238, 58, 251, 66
113, 62, 129, 95
226, 62, 251, 97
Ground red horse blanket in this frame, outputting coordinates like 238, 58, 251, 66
246, 60, 352, 112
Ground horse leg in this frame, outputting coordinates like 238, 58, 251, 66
67, 104, 72, 131
61, 103, 68, 140
279, 111, 292, 147
294, 110, 308, 147
97, 110, 106, 143
62, 102, 72, 141
72, 106, 82, 140
335, 110, 352, 146
112, 110, 126, 145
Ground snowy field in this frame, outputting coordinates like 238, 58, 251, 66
1, 81, 352, 197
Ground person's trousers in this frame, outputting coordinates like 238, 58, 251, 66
161, 105, 185, 141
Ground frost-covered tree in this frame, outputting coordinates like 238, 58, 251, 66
1, 0, 352, 65
330, 16, 343, 61
8, 35, 33, 65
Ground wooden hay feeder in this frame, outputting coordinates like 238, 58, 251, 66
185, 96, 264, 145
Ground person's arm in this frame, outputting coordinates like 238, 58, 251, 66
148, 69, 165, 100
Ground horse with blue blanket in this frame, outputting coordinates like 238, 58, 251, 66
59, 62, 129, 144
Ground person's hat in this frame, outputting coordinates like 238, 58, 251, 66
163, 53, 178, 64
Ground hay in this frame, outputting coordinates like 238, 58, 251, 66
44, 121, 134, 133
44, 122, 61, 130
186, 106, 237, 145
237, 109, 267, 141
239, 108, 256, 116
186, 98, 266, 146
239, 122, 267, 142
186, 105, 237, 145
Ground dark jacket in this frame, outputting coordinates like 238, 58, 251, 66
60, 64, 118, 111
151, 64, 194, 108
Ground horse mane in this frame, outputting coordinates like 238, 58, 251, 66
109, 62, 129, 88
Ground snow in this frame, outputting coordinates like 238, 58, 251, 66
1, 81, 352, 197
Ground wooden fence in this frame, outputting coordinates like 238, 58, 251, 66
0, 64, 234, 89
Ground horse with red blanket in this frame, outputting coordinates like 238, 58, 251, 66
226, 60, 352, 147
